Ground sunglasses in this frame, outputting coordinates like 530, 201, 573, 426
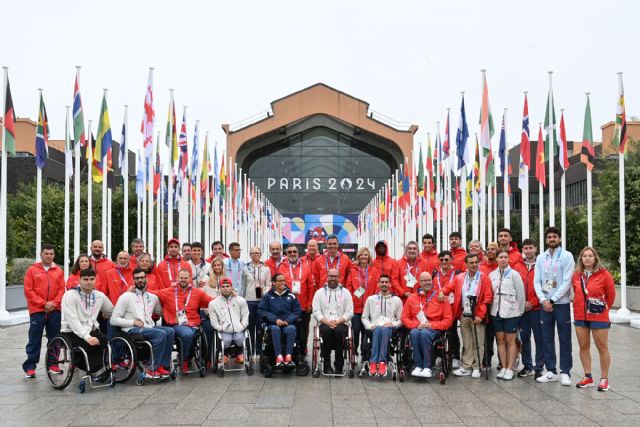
287, 251, 298, 255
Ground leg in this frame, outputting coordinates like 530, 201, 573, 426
592, 328, 610, 378
131, 327, 165, 370
377, 327, 393, 362
555, 304, 573, 375
495, 331, 507, 370
519, 312, 533, 370
529, 310, 545, 372
409, 328, 424, 368
422, 329, 440, 369
155, 326, 175, 369
473, 323, 486, 371
299, 311, 310, 355
370, 327, 382, 363
575, 326, 591, 376
200, 319, 214, 362
505, 333, 518, 370
171, 325, 195, 361
220, 332, 234, 348
460, 318, 474, 370
351, 314, 363, 355
539, 309, 557, 373
333, 324, 347, 370
44, 311, 62, 368
283, 325, 296, 356
232, 332, 246, 348
319, 324, 332, 365
23, 312, 46, 372
268, 325, 282, 356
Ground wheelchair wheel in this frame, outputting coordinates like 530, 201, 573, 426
347, 368, 354, 379
399, 368, 406, 382
217, 368, 225, 378
46, 335, 75, 390
246, 365, 254, 376
296, 363, 310, 377
439, 372, 446, 384
109, 335, 137, 384
440, 333, 452, 378
136, 372, 146, 386
262, 364, 273, 378
392, 370, 397, 381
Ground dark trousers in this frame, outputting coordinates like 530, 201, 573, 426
319, 323, 348, 369
540, 303, 572, 374
484, 321, 496, 367
64, 330, 109, 373
447, 321, 461, 360
299, 311, 310, 355
247, 301, 262, 355
351, 313, 363, 355
200, 318, 214, 362
519, 310, 544, 372
23, 311, 61, 372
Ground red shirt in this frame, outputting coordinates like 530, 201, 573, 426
301, 254, 320, 290
265, 256, 286, 277
396, 256, 429, 298
444, 271, 493, 322
523, 259, 539, 310
90, 256, 115, 278
450, 247, 468, 272
420, 249, 440, 275
100, 265, 134, 305
401, 291, 453, 331
156, 256, 192, 289
278, 259, 313, 311
313, 253, 351, 288
372, 255, 400, 292
572, 268, 615, 323
479, 260, 498, 277
144, 272, 162, 294
156, 285, 212, 327
23, 262, 65, 314
345, 264, 381, 314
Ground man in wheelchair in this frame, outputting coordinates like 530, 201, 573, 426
110, 268, 175, 379
257, 273, 301, 367
361, 274, 403, 376
59, 268, 114, 380
209, 277, 250, 364
401, 272, 453, 378
312, 268, 354, 375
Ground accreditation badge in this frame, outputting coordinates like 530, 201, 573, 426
405, 273, 416, 288
354, 287, 366, 299
177, 310, 188, 326
292, 281, 301, 294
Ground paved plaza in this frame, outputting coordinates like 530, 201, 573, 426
1, 321, 639, 426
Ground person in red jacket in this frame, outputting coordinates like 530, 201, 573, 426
99, 251, 134, 305
265, 241, 285, 277
278, 245, 313, 354
497, 228, 526, 270
313, 234, 351, 288
205, 240, 230, 263
420, 234, 440, 274
346, 247, 380, 356
402, 271, 453, 378
517, 238, 544, 379
572, 246, 616, 392
479, 243, 499, 276
156, 269, 213, 374
468, 240, 485, 263
22, 244, 65, 378
432, 250, 462, 369
136, 253, 161, 293
301, 239, 320, 291
443, 253, 493, 378
128, 238, 145, 269
396, 241, 428, 300
372, 240, 400, 293
449, 232, 468, 272
89, 240, 115, 278
156, 238, 192, 289
66, 254, 101, 290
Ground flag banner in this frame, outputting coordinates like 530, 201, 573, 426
544, 90, 558, 159
93, 94, 112, 182
535, 125, 546, 187
480, 73, 495, 152
3, 72, 16, 156
613, 77, 628, 154
457, 96, 470, 170
73, 74, 86, 148
119, 120, 127, 178
141, 71, 154, 159
417, 146, 425, 197
35, 93, 50, 169
498, 112, 507, 177
559, 112, 569, 171
518, 94, 530, 190
581, 95, 595, 170
136, 150, 145, 200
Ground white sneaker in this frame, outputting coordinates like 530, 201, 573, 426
471, 369, 481, 378
503, 369, 514, 381
536, 371, 559, 383
452, 358, 460, 369
561, 373, 572, 386
421, 368, 433, 378
496, 368, 507, 379
453, 367, 471, 376
411, 367, 423, 377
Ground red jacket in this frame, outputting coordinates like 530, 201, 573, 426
278, 259, 313, 311
313, 253, 351, 288
90, 256, 115, 278
522, 259, 539, 310
265, 256, 286, 277
144, 272, 161, 294
450, 247, 468, 272
444, 271, 493, 322
157, 285, 212, 327
572, 268, 615, 323
402, 291, 453, 331
372, 254, 400, 292
100, 266, 134, 305
479, 260, 498, 277
420, 249, 440, 275
346, 264, 381, 314
205, 253, 230, 263
156, 256, 192, 289
432, 267, 458, 292
301, 254, 320, 290
396, 256, 429, 298
505, 243, 523, 268
24, 262, 65, 314
66, 272, 103, 291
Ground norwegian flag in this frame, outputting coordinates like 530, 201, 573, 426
140, 70, 154, 160
177, 110, 189, 181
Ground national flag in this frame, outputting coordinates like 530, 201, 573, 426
465, 168, 473, 209
473, 137, 480, 195
401, 161, 410, 207
417, 146, 425, 197
484, 146, 495, 188
165, 94, 178, 188
443, 110, 450, 159
219, 155, 226, 201
119, 113, 128, 179
191, 123, 200, 189
200, 134, 209, 206
178, 110, 188, 182
3, 71, 16, 156
64, 108, 73, 178
93, 94, 112, 182
213, 144, 220, 198
35, 92, 50, 169
426, 137, 435, 209
141, 71, 154, 159
457, 96, 471, 170
498, 111, 507, 177
581, 95, 595, 170
535, 125, 546, 187
153, 146, 161, 197
544, 90, 557, 159
480, 73, 495, 151
613, 76, 628, 154
72, 73, 86, 148
558, 111, 569, 171
136, 149, 145, 201
518, 94, 530, 190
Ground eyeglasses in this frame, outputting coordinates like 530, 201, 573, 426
439, 258, 451, 262
249, 252, 261, 255
133, 277, 146, 281
287, 251, 298, 255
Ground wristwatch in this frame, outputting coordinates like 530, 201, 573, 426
549, 299, 555, 305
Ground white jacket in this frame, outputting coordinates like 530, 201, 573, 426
489, 267, 526, 319
361, 293, 403, 330
61, 288, 113, 341
189, 259, 211, 286
312, 284, 354, 323
208, 295, 249, 333
110, 289, 162, 332
242, 263, 271, 302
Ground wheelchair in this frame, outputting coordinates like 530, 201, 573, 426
259, 322, 310, 378
109, 330, 177, 386
311, 323, 356, 378
172, 326, 207, 378
397, 328, 453, 384
45, 333, 116, 393
211, 329, 254, 377
357, 327, 402, 381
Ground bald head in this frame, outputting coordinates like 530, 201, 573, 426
116, 251, 130, 268
419, 271, 433, 292
91, 240, 105, 257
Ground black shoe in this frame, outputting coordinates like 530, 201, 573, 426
518, 368, 533, 378
334, 365, 344, 375
93, 370, 111, 383
534, 371, 543, 380
323, 364, 334, 375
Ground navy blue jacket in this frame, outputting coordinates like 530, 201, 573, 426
258, 287, 301, 325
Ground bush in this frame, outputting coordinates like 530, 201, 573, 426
7, 258, 35, 284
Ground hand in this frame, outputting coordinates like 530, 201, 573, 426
474, 316, 482, 325
383, 322, 393, 327
370, 325, 376, 330
403, 292, 411, 298
133, 319, 144, 328
437, 292, 445, 302
418, 322, 430, 329
328, 319, 338, 329
525, 302, 533, 312
542, 301, 554, 312
86, 337, 100, 346
276, 319, 285, 326
44, 301, 56, 313
282, 321, 288, 326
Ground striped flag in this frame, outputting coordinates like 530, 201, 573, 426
518, 94, 530, 190
35, 92, 50, 170
457, 95, 470, 170
613, 76, 628, 154
136, 149, 145, 200
141, 71, 154, 159
559, 112, 569, 171
93, 94, 112, 182
473, 137, 480, 195
535, 125, 546, 187
544, 90, 557, 159
178, 110, 188, 182
3, 70, 16, 156
480, 73, 495, 151
443, 111, 450, 159
417, 146, 424, 197
200, 135, 209, 207
119, 114, 127, 178
72, 74, 85, 148
581, 95, 595, 170
498, 111, 507, 177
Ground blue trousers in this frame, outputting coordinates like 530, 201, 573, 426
540, 303, 572, 375
170, 325, 196, 360
129, 326, 175, 370
370, 326, 395, 363
519, 310, 544, 372
23, 311, 61, 372
269, 324, 296, 356
410, 328, 440, 369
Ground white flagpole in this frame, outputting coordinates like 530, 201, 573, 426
35, 88, 44, 259
479, 148, 486, 248
194, 121, 201, 242
0, 67, 9, 319
461, 166, 467, 245
547, 71, 555, 227
73, 67, 82, 260
203, 133, 210, 250
141, 154, 147, 242
538, 123, 544, 248
585, 93, 593, 247
123, 105, 129, 252
87, 119, 93, 252
493, 181, 497, 240
560, 108, 566, 244
615, 72, 630, 323
503, 108, 510, 229
137, 154, 142, 239
521, 93, 530, 240
487, 172, 492, 244
64, 106, 71, 280
178, 106, 189, 245
167, 90, 175, 241
435, 123, 442, 252
107, 185, 112, 256
146, 67, 155, 258
100, 89, 108, 255
426, 134, 433, 235
155, 132, 161, 262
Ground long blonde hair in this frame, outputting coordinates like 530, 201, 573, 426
208, 257, 226, 289
575, 246, 603, 274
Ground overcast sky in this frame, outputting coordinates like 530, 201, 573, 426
4, 0, 639, 161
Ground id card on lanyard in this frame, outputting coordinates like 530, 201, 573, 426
115, 268, 129, 293
166, 259, 179, 285
354, 266, 369, 299
79, 290, 97, 328
417, 290, 436, 323
289, 262, 302, 294
405, 262, 418, 288
462, 272, 480, 316
175, 287, 192, 326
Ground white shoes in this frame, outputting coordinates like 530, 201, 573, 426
471, 369, 481, 378
496, 368, 507, 379
503, 369, 514, 381
453, 367, 471, 376
561, 373, 572, 386
411, 367, 423, 377
536, 371, 559, 383
421, 368, 433, 378
452, 358, 460, 369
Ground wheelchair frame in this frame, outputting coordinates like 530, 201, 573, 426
211, 329, 254, 377
357, 327, 401, 381
172, 325, 207, 378
109, 331, 177, 386
259, 323, 310, 378
311, 323, 356, 378
397, 328, 453, 384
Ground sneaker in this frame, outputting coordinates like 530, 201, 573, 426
145, 370, 160, 379
452, 358, 460, 369
118, 360, 130, 370
284, 354, 294, 366
534, 371, 543, 380
48, 365, 62, 375
156, 366, 171, 378
223, 355, 229, 365
378, 362, 387, 377
411, 367, 423, 377
496, 368, 507, 379
206, 361, 212, 370
536, 371, 558, 383
323, 364, 334, 375
181, 360, 190, 375
517, 368, 533, 378
503, 369, 514, 381
576, 377, 595, 388
93, 370, 112, 383
369, 363, 378, 376
561, 373, 572, 386
275, 355, 284, 366
597, 378, 609, 392
453, 367, 471, 376
471, 369, 481, 379
421, 368, 433, 378
235, 354, 245, 364
24, 369, 36, 378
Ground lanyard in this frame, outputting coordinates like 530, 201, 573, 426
543, 248, 562, 278
406, 260, 419, 277
136, 289, 152, 318
166, 258, 180, 282
253, 264, 264, 285
464, 271, 481, 295
115, 267, 129, 292
194, 260, 205, 279
77, 289, 97, 317
228, 259, 241, 286
435, 268, 455, 290
378, 294, 388, 317
418, 290, 437, 313
288, 261, 302, 283
325, 254, 341, 273
580, 271, 592, 296
174, 286, 193, 313
357, 265, 369, 290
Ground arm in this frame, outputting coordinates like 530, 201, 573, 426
312, 292, 324, 322
110, 296, 135, 328
62, 293, 92, 341
514, 273, 526, 315
401, 298, 419, 329
430, 301, 453, 330
286, 297, 302, 324
23, 269, 45, 310
208, 301, 224, 330
257, 296, 277, 324
533, 257, 546, 302
100, 296, 114, 317
476, 276, 493, 320
199, 292, 214, 309
361, 299, 372, 330
53, 274, 65, 309
604, 270, 616, 307
552, 253, 576, 302
391, 298, 403, 327
240, 299, 250, 329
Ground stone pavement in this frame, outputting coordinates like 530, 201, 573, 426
1, 322, 640, 427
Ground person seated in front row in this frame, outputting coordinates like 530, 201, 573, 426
110, 268, 175, 379
312, 268, 354, 374
257, 273, 301, 367
59, 268, 113, 380
209, 277, 250, 364
361, 274, 403, 377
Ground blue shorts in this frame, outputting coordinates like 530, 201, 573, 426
491, 315, 520, 333
574, 320, 610, 329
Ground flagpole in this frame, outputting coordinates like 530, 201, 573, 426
547, 71, 555, 227
35, 88, 44, 258
178, 106, 188, 246
461, 165, 467, 244
435, 122, 442, 252
615, 72, 630, 323
87, 119, 93, 252
194, 120, 201, 242
64, 106, 71, 280
503, 108, 510, 229
585, 93, 593, 247
144, 67, 155, 257
167, 89, 175, 241
446, 107, 452, 239
0, 67, 10, 319
426, 133, 433, 235
155, 132, 161, 262
521, 92, 530, 240
123, 105, 129, 252
473, 133, 479, 241
137, 150, 142, 239
560, 108, 566, 244
538, 123, 544, 249
100, 89, 108, 256
73, 67, 82, 260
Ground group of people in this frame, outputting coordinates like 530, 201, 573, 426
22, 227, 616, 391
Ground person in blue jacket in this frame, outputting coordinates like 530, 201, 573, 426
258, 273, 302, 366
